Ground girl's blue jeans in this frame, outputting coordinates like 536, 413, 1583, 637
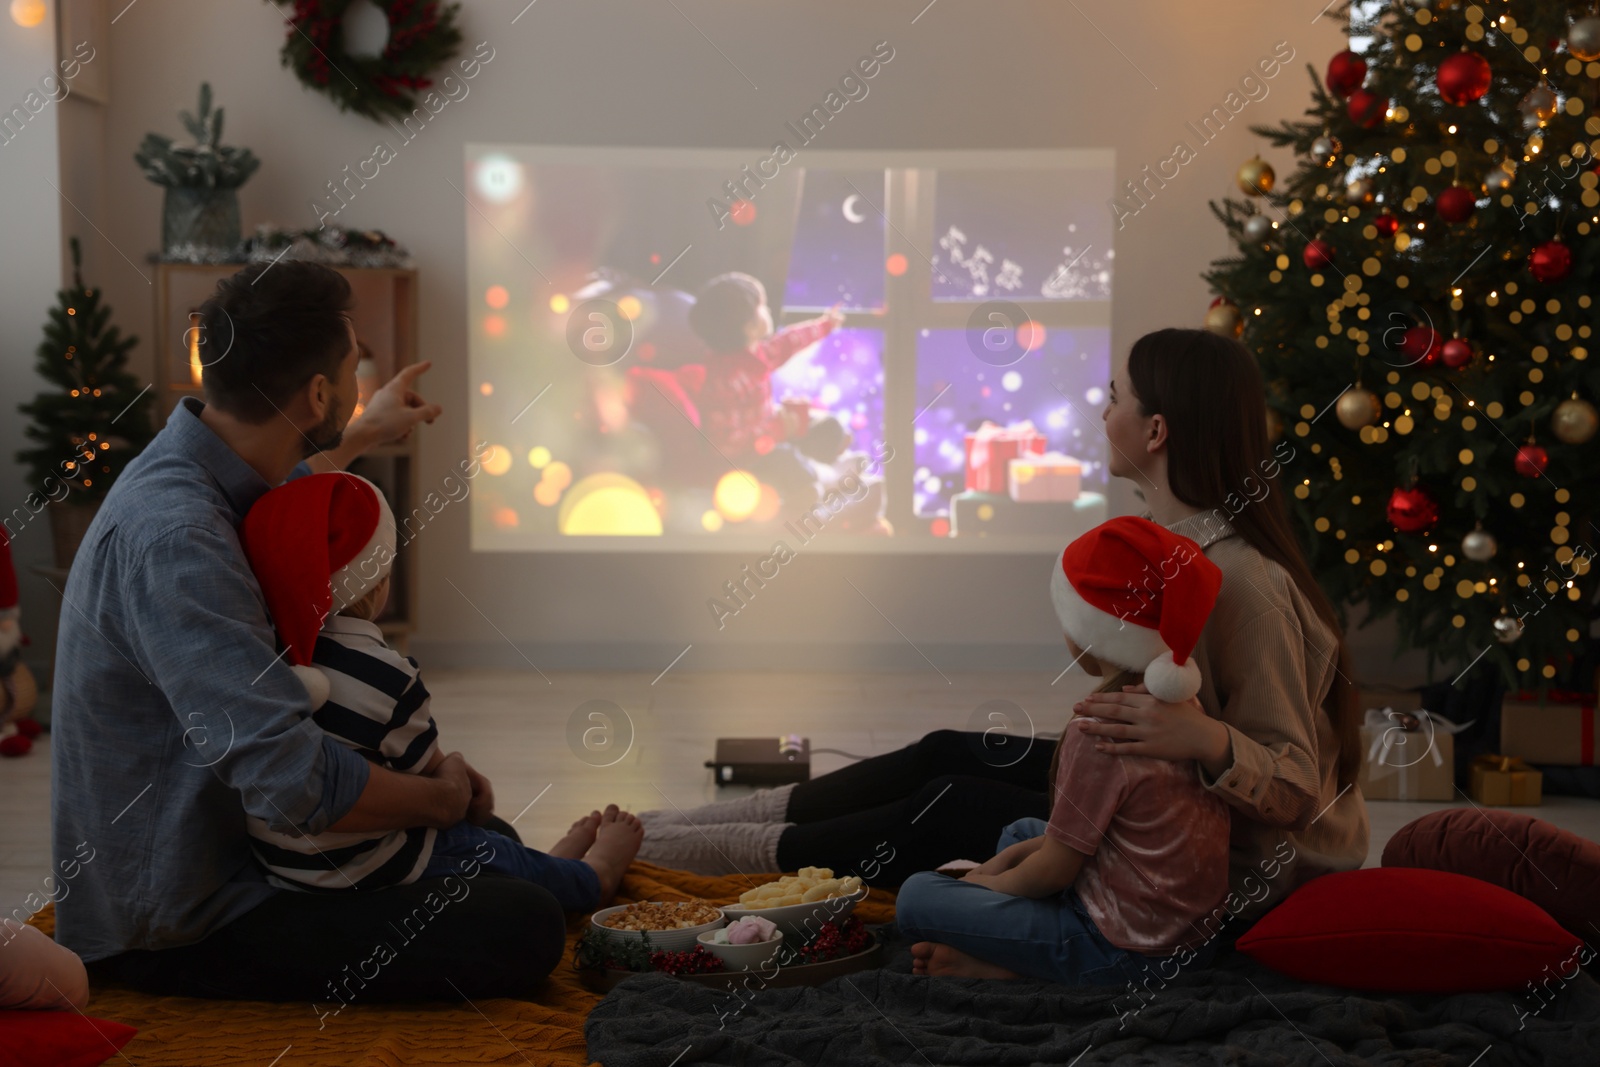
895, 818, 1215, 985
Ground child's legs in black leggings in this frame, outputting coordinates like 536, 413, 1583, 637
785, 728, 1057, 824
775, 773, 1049, 889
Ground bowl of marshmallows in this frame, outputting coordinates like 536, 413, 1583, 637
697, 916, 783, 971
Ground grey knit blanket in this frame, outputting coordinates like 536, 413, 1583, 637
586, 939, 1600, 1065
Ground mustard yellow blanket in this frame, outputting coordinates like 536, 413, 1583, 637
28, 864, 899, 1066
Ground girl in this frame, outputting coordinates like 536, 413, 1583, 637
637, 328, 1369, 934
895, 516, 1233, 983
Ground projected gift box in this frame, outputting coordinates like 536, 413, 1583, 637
1007, 452, 1082, 503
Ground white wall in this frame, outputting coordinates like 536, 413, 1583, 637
1, 3, 68, 686
10, 0, 1439, 680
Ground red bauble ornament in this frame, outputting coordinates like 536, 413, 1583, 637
1326, 50, 1368, 97
1437, 51, 1492, 105
1435, 185, 1478, 223
1514, 444, 1549, 478
1399, 325, 1443, 366
1373, 213, 1400, 237
1303, 239, 1335, 271
1387, 486, 1439, 534
1440, 338, 1474, 369
1528, 241, 1572, 282
1347, 88, 1386, 128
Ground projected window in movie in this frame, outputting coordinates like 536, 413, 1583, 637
465, 146, 1112, 551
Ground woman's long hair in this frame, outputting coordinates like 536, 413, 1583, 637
1125, 328, 1361, 788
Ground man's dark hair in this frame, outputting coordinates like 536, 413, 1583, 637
689, 272, 765, 352
195, 260, 356, 423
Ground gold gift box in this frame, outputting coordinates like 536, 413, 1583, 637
1468, 755, 1543, 806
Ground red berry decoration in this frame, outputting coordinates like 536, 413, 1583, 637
1303, 239, 1336, 271
1440, 338, 1474, 369
0, 735, 31, 758
1514, 444, 1549, 479
1528, 241, 1572, 283
1326, 50, 1368, 97
1347, 88, 1386, 128
1435, 185, 1478, 223
1387, 486, 1439, 534
1373, 213, 1400, 237
1399, 325, 1442, 366
1437, 51, 1492, 105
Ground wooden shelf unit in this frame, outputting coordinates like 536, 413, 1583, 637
152, 262, 421, 650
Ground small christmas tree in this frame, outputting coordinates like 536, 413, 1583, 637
17, 237, 154, 505
1203, 2, 1599, 692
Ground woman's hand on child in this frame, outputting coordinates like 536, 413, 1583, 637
1073, 683, 1233, 772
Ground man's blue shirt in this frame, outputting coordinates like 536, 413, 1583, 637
50, 397, 370, 961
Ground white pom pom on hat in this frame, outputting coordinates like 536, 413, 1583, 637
1049, 516, 1222, 702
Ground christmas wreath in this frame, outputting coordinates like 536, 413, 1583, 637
271, 0, 463, 122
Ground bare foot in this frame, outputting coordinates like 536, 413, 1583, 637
910, 941, 1022, 979
582, 804, 643, 904
547, 810, 602, 860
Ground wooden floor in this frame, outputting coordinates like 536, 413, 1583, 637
5, 669, 1599, 912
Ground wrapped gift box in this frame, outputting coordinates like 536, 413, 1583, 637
948, 490, 1105, 538
1468, 755, 1543, 806
1007, 452, 1082, 503
964, 421, 1046, 495
1499, 689, 1598, 767
1358, 712, 1455, 802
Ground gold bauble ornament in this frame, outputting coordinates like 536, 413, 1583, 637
1346, 176, 1375, 204
1551, 396, 1599, 445
1237, 156, 1275, 196
1336, 387, 1381, 430
1203, 300, 1245, 338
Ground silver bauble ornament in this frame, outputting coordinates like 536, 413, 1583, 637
1569, 16, 1600, 62
1462, 528, 1497, 562
1243, 214, 1275, 243
1483, 165, 1515, 194
1493, 613, 1525, 644
1336, 387, 1382, 430
1310, 135, 1341, 166
1346, 176, 1375, 203
1551, 396, 1599, 445
1518, 84, 1559, 130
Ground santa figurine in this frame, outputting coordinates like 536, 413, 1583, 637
0, 529, 41, 757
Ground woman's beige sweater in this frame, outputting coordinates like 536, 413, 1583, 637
1155, 509, 1370, 924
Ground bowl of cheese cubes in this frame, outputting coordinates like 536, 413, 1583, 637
720, 868, 867, 943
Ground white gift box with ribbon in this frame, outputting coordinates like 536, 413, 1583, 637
1357, 705, 1472, 802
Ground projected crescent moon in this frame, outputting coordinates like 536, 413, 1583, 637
841, 195, 866, 223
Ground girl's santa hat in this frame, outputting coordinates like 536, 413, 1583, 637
238, 473, 396, 709
1049, 516, 1222, 703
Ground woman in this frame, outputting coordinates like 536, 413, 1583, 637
639, 327, 1369, 931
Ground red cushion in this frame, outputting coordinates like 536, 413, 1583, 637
1236, 868, 1581, 992
1382, 808, 1600, 942
0, 1010, 136, 1067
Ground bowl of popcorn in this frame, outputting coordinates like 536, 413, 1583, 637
590, 900, 726, 952
697, 916, 783, 971
720, 868, 867, 942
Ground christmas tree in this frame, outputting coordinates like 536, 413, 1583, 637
1204, 1, 1600, 692
17, 237, 154, 505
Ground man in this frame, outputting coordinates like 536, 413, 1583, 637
51, 260, 568, 1001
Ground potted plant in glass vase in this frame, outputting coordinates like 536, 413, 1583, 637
134, 82, 260, 257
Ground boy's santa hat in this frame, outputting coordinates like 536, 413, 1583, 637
1049, 516, 1222, 703
238, 473, 396, 709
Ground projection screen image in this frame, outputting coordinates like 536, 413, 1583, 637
465, 146, 1114, 552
